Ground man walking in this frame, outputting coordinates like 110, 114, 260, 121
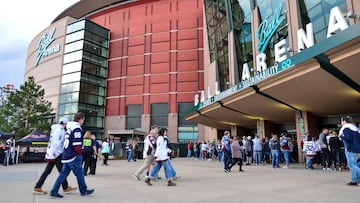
132, 125, 158, 181
33, 117, 77, 195
50, 112, 94, 198
339, 116, 360, 186
222, 131, 232, 173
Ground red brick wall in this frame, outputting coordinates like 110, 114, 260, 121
89, 0, 204, 116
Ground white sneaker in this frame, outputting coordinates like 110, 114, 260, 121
326, 168, 333, 171
322, 168, 326, 171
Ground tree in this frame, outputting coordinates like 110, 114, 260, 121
0, 76, 53, 137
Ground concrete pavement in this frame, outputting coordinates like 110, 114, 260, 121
0, 158, 358, 203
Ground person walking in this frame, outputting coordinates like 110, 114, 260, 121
101, 138, 110, 166
253, 135, 263, 166
89, 134, 101, 175
228, 136, 244, 172
319, 128, 332, 171
187, 141, 193, 160
132, 125, 158, 181
280, 133, 291, 168
125, 140, 132, 162
222, 131, 232, 173
82, 131, 97, 176
50, 112, 94, 198
33, 118, 77, 195
339, 116, 360, 186
303, 135, 316, 169
144, 128, 176, 186
269, 133, 280, 169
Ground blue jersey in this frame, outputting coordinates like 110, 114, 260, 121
62, 121, 83, 163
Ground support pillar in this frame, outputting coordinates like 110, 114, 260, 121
257, 120, 275, 138
295, 111, 320, 163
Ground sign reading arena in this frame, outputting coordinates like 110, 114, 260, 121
35, 28, 61, 66
194, 5, 350, 108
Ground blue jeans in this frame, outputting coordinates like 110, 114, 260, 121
126, 150, 132, 161
194, 150, 198, 158
51, 156, 88, 195
187, 150, 192, 159
218, 151, 223, 162
282, 150, 290, 167
223, 150, 232, 170
150, 160, 173, 180
306, 156, 313, 169
254, 151, 262, 165
345, 151, 360, 183
271, 150, 280, 168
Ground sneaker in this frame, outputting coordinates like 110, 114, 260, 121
132, 174, 140, 181
81, 189, 95, 196
167, 180, 176, 186
172, 176, 181, 181
33, 188, 47, 195
145, 178, 152, 186
50, 193, 64, 198
326, 168, 333, 171
323, 168, 326, 171
63, 186, 77, 194
347, 182, 358, 186
282, 166, 289, 169
224, 169, 229, 173
239, 169, 244, 172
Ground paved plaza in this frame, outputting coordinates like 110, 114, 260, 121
0, 158, 358, 203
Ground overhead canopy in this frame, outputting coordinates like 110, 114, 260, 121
187, 23, 360, 130
17, 129, 49, 147
0, 130, 15, 140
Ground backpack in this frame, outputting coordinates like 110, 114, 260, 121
270, 140, 280, 150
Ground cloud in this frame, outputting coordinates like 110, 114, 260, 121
0, 0, 80, 89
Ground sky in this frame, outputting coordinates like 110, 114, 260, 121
0, 0, 80, 89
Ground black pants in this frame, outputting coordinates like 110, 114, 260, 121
223, 150, 232, 170
103, 153, 109, 165
83, 150, 93, 175
34, 155, 68, 189
90, 155, 97, 174
228, 158, 243, 171
321, 148, 331, 168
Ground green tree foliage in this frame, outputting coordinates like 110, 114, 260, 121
0, 76, 53, 138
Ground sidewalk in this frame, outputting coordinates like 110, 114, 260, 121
0, 158, 358, 203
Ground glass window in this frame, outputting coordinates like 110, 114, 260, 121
58, 103, 79, 115
178, 103, 197, 126
67, 20, 85, 34
63, 61, 82, 75
63, 50, 83, 64
61, 82, 80, 93
126, 105, 142, 129
60, 92, 79, 103
65, 30, 85, 44
299, 0, 347, 43
64, 40, 84, 54
62, 72, 81, 84
151, 103, 168, 127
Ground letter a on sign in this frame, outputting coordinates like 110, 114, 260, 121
327, 6, 349, 38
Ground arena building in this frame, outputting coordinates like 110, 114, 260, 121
24, 0, 360, 155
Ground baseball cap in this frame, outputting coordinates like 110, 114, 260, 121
59, 117, 68, 124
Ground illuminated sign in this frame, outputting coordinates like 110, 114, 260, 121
256, 3, 286, 53
194, 6, 349, 108
35, 28, 61, 66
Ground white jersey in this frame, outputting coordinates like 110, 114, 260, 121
45, 124, 66, 160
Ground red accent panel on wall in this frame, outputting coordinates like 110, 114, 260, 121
126, 85, 143, 95
178, 72, 198, 82
151, 74, 169, 84
106, 98, 120, 115
151, 62, 170, 73
178, 50, 198, 61
178, 39, 198, 50
128, 55, 144, 66
178, 29, 198, 40
177, 81, 199, 92
152, 32, 170, 43
128, 35, 145, 46
151, 83, 169, 93
127, 65, 144, 76
128, 45, 144, 55
109, 40, 123, 58
127, 76, 144, 86
169, 94, 177, 113
107, 79, 121, 97
177, 92, 197, 102
152, 52, 169, 63
108, 60, 122, 78
152, 42, 170, 52
126, 95, 143, 105
178, 61, 198, 72
150, 94, 169, 103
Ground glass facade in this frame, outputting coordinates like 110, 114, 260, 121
178, 102, 198, 142
299, 0, 347, 43
232, 0, 253, 82
256, 0, 288, 66
205, 0, 230, 91
150, 103, 169, 128
126, 104, 142, 130
59, 19, 109, 139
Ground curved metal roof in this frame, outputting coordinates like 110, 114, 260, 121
52, 0, 135, 23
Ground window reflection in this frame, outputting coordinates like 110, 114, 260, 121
62, 72, 81, 84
